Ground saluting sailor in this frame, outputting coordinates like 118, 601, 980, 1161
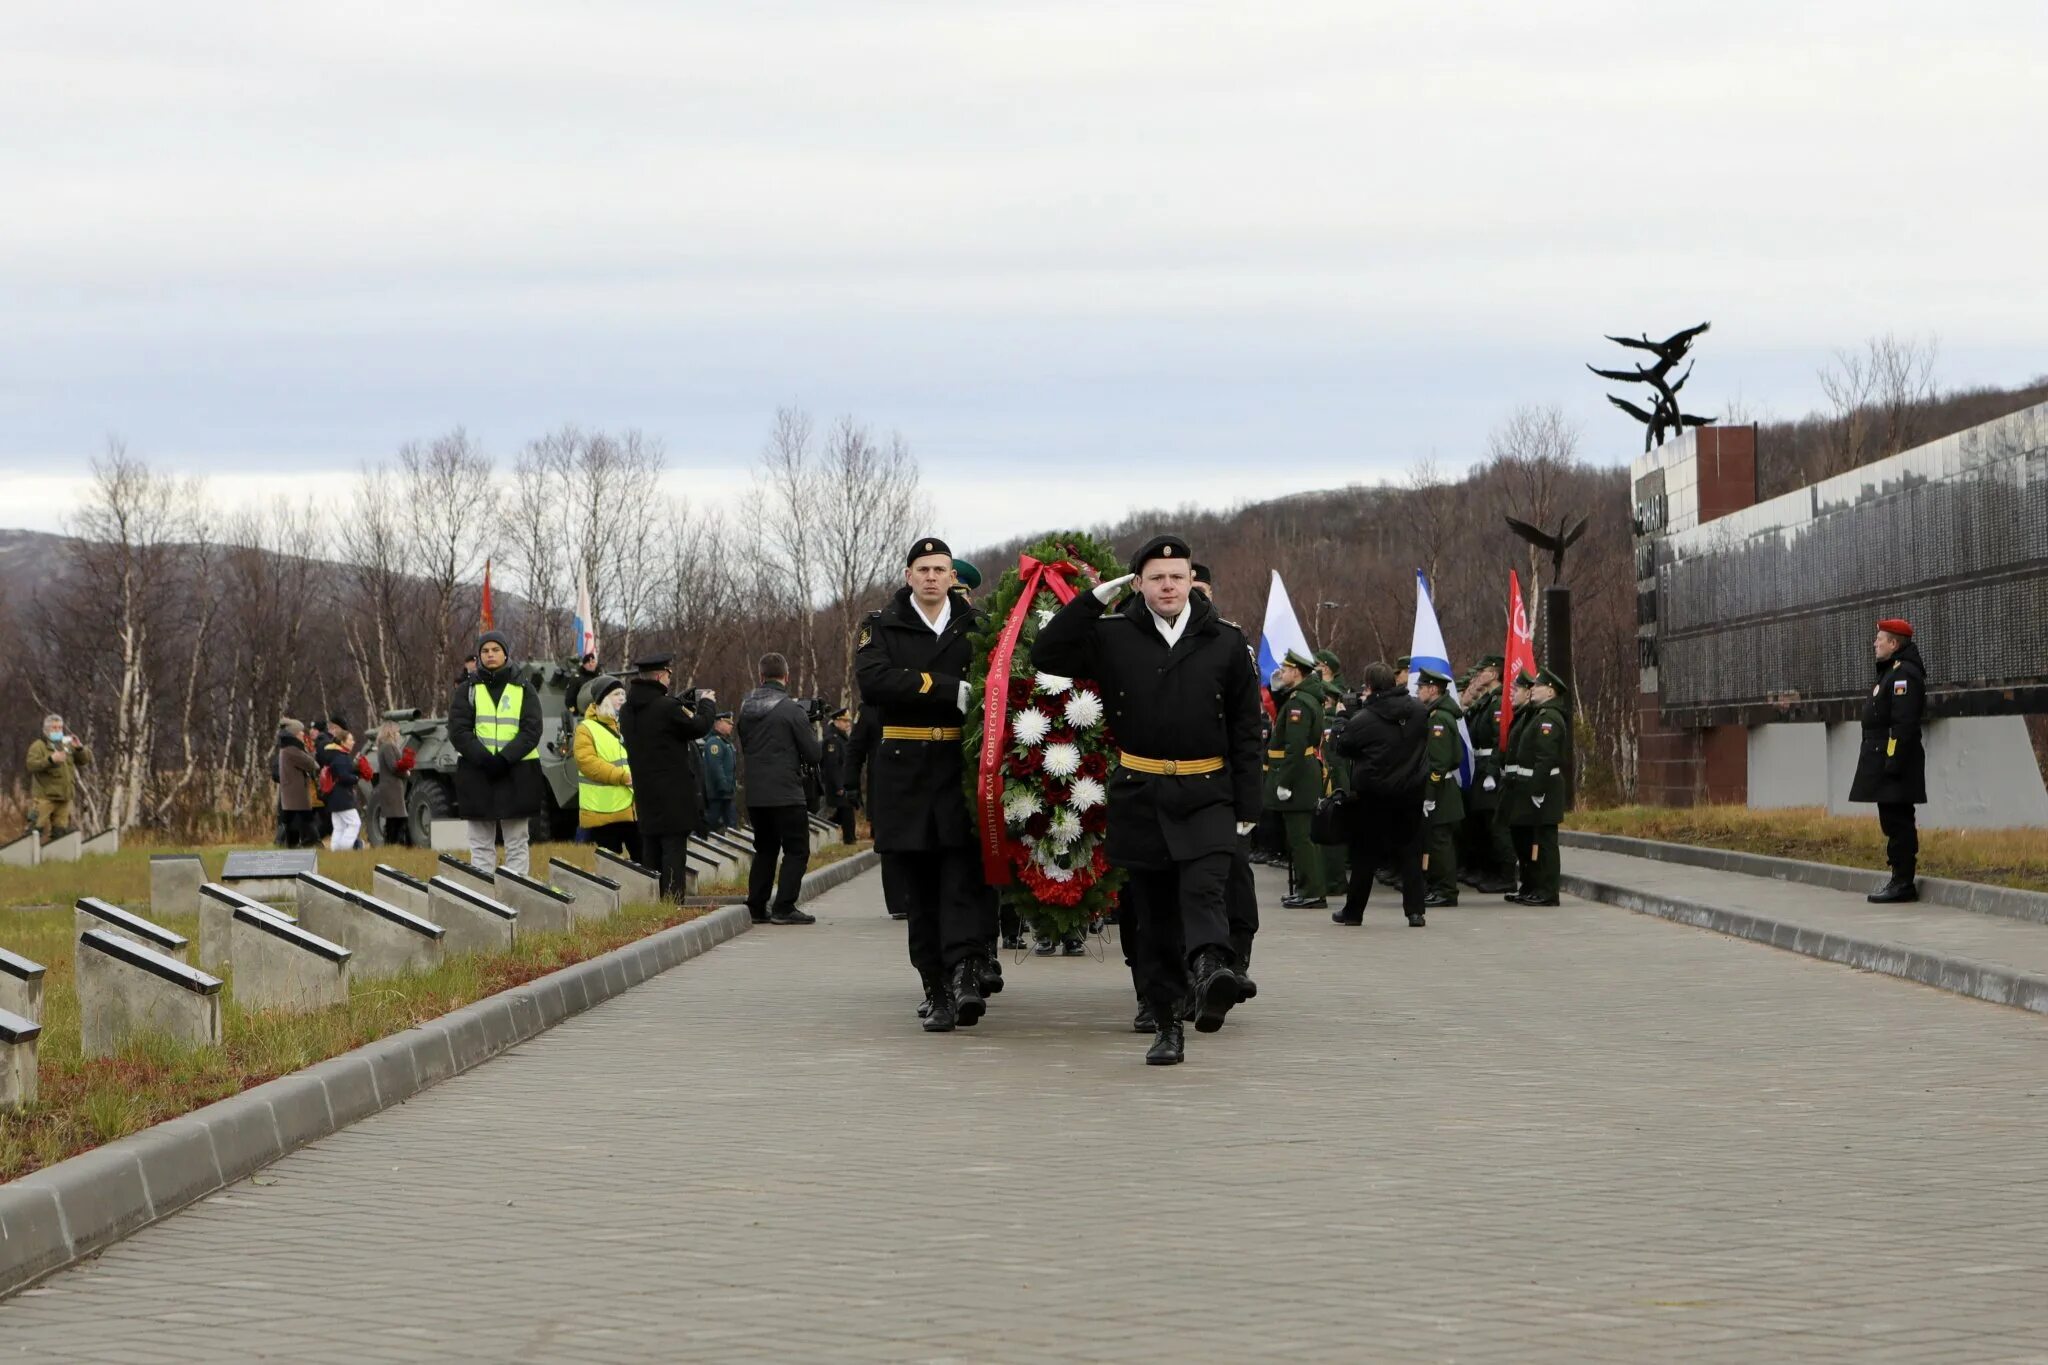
1032, 534, 1263, 1067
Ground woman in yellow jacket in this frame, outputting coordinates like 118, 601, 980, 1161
573, 677, 641, 863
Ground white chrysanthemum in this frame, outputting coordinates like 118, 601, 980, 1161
1069, 775, 1107, 811
1012, 709, 1051, 746
1043, 742, 1080, 777
1003, 789, 1041, 825
1062, 690, 1104, 729
1050, 809, 1083, 846
1035, 609, 1054, 627
1036, 855, 1074, 882
1035, 671, 1072, 695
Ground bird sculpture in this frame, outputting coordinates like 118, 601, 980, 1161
1589, 321, 1717, 451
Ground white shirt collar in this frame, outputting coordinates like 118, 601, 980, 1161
915, 594, 952, 636
1151, 605, 1190, 647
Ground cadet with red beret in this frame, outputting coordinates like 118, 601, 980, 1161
1849, 618, 1927, 902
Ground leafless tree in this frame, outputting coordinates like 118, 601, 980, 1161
751, 407, 824, 690
397, 428, 498, 692
817, 419, 925, 703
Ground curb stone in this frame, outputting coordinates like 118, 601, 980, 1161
1561, 869, 2048, 1018
0, 848, 877, 1299
1559, 829, 2048, 926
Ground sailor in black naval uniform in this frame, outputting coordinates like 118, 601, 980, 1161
1031, 534, 1263, 1066
855, 536, 998, 1032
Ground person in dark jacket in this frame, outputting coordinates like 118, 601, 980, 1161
618, 653, 716, 901
700, 715, 739, 832
856, 536, 994, 1032
1330, 661, 1430, 927
370, 720, 414, 846
447, 629, 546, 876
1032, 534, 1262, 1066
318, 721, 364, 852
564, 652, 602, 718
1849, 618, 1928, 902
276, 720, 320, 848
737, 653, 827, 924
821, 707, 858, 844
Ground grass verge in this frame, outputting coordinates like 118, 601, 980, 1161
1567, 805, 2048, 895
1, 838, 868, 1183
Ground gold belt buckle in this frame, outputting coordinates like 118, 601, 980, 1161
928, 727, 946, 740
1159, 758, 1182, 775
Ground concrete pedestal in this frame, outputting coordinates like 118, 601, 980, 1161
197, 884, 297, 974
150, 854, 207, 918
707, 831, 752, 860
228, 907, 351, 1012
40, 831, 82, 863
428, 877, 518, 956
371, 865, 432, 919
76, 929, 223, 1058
495, 869, 574, 936
0, 1008, 37, 1111
548, 859, 622, 922
80, 828, 120, 857
593, 848, 661, 906
0, 947, 46, 1024
75, 897, 189, 959
1823, 715, 2048, 829
0, 832, 38, 867
295, 873, 446, 979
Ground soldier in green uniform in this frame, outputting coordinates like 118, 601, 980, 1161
1416, 668, 1467, 907
1266, 649, 1328, 909
1312, 649, 1352, 898
1500, 668, 1570, 906
1457, 657, 1519, 893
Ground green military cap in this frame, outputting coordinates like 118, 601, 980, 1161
1313, 648, 1341, 672
1513, 667, 1539, 688
1395, 655, 1412, 670
951, 558, 982, 590
1533, 667, 1569, 693
1474, 653, 1504, 670
1282, 648, 1318, 672
1416, 667, 1453, 690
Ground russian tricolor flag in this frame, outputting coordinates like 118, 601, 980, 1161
571, 568, 598, 661
1257, 571, 1313, 718
1409, 569, 1474, 788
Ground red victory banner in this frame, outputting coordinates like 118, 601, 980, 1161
1501, 569, 1538, 740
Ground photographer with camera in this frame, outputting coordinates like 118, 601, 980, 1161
737, 653, 825, 924
618, 653, 717, 901
26, 714, 92, 839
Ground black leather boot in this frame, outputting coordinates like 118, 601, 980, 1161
979, 956, 1005, 995
922, 981, 956, 1032
1146, 1019, 1185, 1065
1867, 877, 1919, 904
1188, 949, 1243, 1034
1133, 1000, 1157, 1033
916, 972, 941, 1019
951, 959, 987, 1027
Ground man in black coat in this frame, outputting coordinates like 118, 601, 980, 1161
856, 536, 995, 1033
448, 629, 546, 876
822, 707, 859, 844
1850, 618, 1928, 902
737, 653, 826, 925
1329, 661, 1430, 926
1032, 534, 1262, 1067
618, 653, 717, 901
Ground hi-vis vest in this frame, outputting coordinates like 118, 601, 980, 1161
473, 683, 539, 759
579, 721, 633, 813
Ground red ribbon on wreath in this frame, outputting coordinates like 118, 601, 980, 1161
978, 553, 1083, 883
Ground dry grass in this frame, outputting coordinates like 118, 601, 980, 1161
0, 838, 868, 1183
1568, 805, 2048, 894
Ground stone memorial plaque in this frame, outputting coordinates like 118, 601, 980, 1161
222, 851, 319, 880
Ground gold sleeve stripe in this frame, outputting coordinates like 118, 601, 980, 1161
1887, 738, 1897, 756
919, 672, 933, 694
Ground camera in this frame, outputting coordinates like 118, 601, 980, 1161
800, 697, 828, 725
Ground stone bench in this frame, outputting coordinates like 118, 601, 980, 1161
427, 876, 518, 956
229, 904, 351, 1012
40, 831, 82, 863
548, 859, 622, 922
1, 1006, 37, 1111
76, 929, 224, 1058
75, 896, 190, 960
197, 884, 298, 974
295, 873, 446, 979
0, 831, 38, 867
495, 869, 575, 936
150, 853, 207, 917
594, 847, 662, 905
371, 864, 432, 918
80, 828, 120, 857
0, 946, 45, 1023
437, 852, 498, 896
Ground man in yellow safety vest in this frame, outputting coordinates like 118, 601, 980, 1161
448, 629, 546, 875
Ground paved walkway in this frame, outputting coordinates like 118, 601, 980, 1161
6, 866, 2048, 1363
1569, 847, 2048, 980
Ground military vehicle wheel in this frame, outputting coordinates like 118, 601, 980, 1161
409, 777, 457, 847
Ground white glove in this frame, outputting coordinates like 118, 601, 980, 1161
699, 689, 715, 703
1235, 821, 1256, 836
1423, 800, 1436, 817
956, 681, 972, 714
1276, 787, 1291, 801
1482, 776, 1497, 792
1092, 572, 1136, 604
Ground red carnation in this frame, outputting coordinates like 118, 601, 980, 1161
1007, 676, 1034, 706
1009, 746, 1043, 776
1079, 752, 1109, 780
1025, 811, 1052, 839
1048, 729, 1075, 747
1082, 805, 1109, 834
1044, 781, 1071, 808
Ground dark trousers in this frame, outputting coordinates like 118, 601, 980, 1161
382, 816, 413, 848
704, 796, 737, 832
281, 810, 317, 849
1878, 802, 1918, 880
882, 845, 992, 978
1458, 805, 1516, 884
1424, 822, 1458, 897
831, 802, 858, 844
1341, 798, 1424, 917
1122, 852, 1233, 1014
589, 821, 642, 865
1226, 844, 1259, 970
646, 832, 694, 902
747, 806, 812, 918
1512, 824, 1561, 900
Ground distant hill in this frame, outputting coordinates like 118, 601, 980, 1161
0, 528, 70, 608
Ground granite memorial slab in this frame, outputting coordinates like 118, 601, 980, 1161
74, 896, 189, 959
79, 828, 120, 857
593, 848, 662, 906
427, 876, 518, 956
371, 864, 432, 918
294, 873, 445, 979
0, 1006, 38, 1110
228, 904, 351, 1012
0, 946, 46, 1023
149, 853, 207, 918
495, 869, 574, 936
196, 884, 296, 974
76, 929, 223, 1058
548, 859, 622, 922
40, 831, 82, 863
0, 831, 38, 868
221, 849, 318, 906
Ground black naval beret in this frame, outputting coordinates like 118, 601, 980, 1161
1129, 534, 1192, 574
1416, 668, 1453, 690
632, 653, 674, 671
1191, 561, 1214, 586
907, 536, 952, 565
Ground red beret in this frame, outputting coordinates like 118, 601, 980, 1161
1877, 618, 1913, 638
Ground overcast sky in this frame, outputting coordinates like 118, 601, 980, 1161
4, 2, 2042, 551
